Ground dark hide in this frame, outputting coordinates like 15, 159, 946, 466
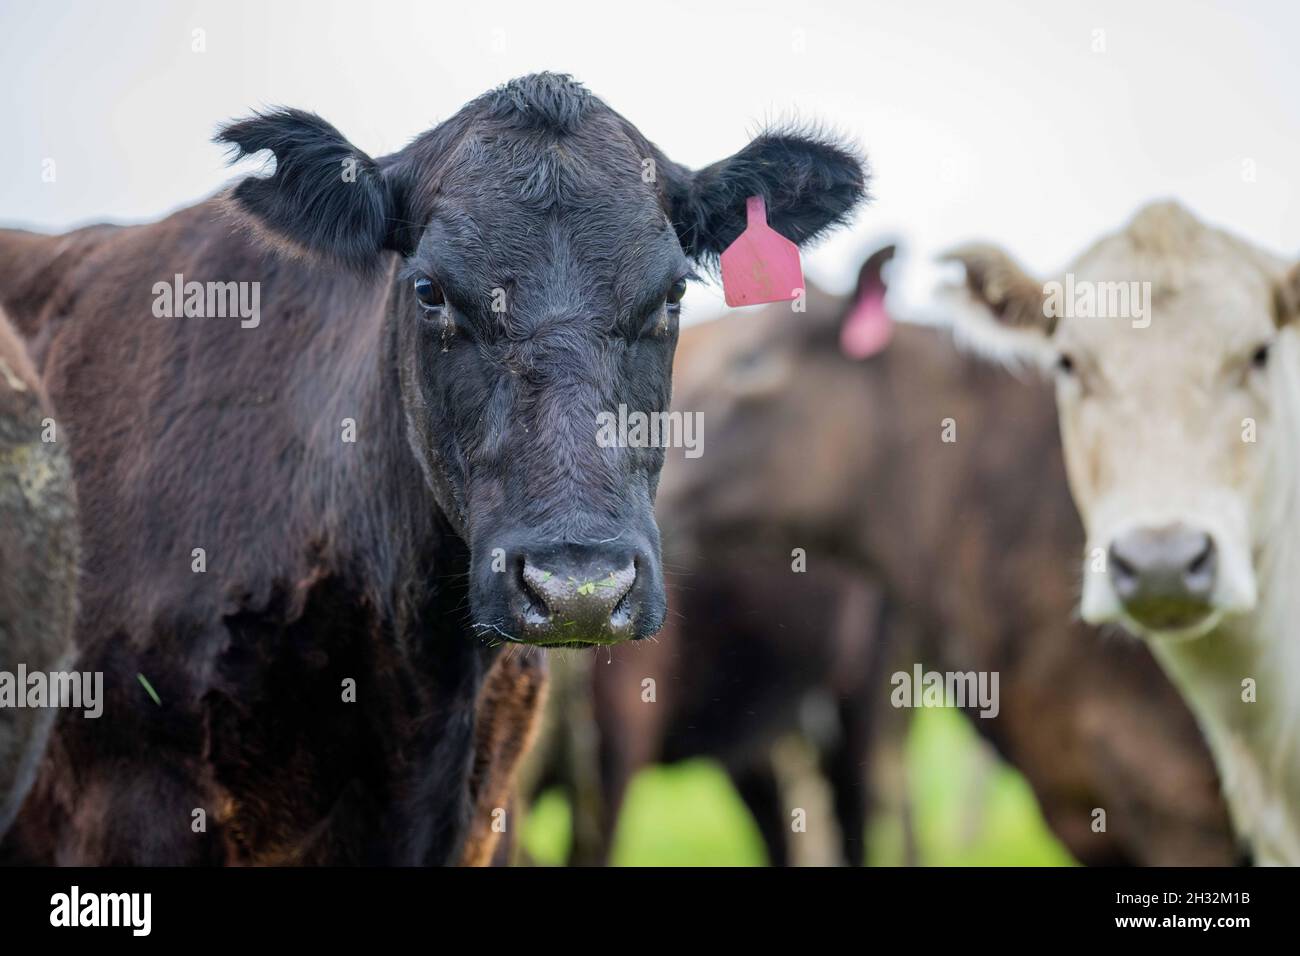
0, 308, 78, 837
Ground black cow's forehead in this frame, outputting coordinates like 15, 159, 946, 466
473, 72, 600, 137
442, 114, 653, 204
412, 204, 685, 329
410, 138, 683, 317
395, 74, 689, 328
392, 74, 675, 247
422, 204, 678, 273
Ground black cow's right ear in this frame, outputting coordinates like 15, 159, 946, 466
216, 108, 410, 270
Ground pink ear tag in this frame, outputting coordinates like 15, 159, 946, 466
720, 195, 804, 308
839, 285, 893, 359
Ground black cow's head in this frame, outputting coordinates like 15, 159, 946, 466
218, 73, 867, 647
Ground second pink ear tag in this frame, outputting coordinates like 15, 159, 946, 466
839, 285, 893, 359
720, 195, 804, 308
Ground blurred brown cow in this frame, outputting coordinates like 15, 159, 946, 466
0, 308, 78, 838
548, 246, 1239, 866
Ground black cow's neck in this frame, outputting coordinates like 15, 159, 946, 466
289, 267, 488, 863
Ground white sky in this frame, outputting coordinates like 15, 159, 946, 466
2, 0, 1297, 320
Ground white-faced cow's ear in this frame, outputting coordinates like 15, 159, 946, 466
661, 126, 869, 261
1275, 261, 1300, 327
938, 243, 1055, 368
215, 108, 411, 271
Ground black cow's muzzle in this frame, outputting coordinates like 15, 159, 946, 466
473, 537, 665, 647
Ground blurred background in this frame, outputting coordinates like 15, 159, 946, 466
522, 707, 1075, 865
2, 0, 1294, 865
3, 0, 1298, 320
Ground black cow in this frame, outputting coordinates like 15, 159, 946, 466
0, 73, 866, 864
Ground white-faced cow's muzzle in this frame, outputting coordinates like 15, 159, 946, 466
1079, 490, 1258, 639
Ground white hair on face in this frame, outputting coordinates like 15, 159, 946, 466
1258, 328, 1300, 574
1165, 322, 1300, 864
1254, 324, 1300, 755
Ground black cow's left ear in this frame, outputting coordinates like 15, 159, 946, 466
662, 127, 868, 261
216, 108, 410, 271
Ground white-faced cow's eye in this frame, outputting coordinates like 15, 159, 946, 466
1250, 342, 1271, 371
414, 277, 446, 310
1055, 352, 1076, 376
666, 278, 687, 310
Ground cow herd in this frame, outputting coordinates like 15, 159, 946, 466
0, 73, 1296, 866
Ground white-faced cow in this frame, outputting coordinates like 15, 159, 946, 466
944, 201, 1300, 864
0, 73, 867, 864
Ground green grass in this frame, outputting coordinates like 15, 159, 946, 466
522, 707, 1075, 866
523, 760, 767, 866
608, 760, 770, 866
871, 707, 1075, 866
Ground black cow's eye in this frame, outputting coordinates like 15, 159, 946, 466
666, 278, 687, 308
414, 277, 446, 310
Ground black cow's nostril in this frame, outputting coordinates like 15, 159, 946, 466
515, 557, 551, 626
610, 556, 639, 626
